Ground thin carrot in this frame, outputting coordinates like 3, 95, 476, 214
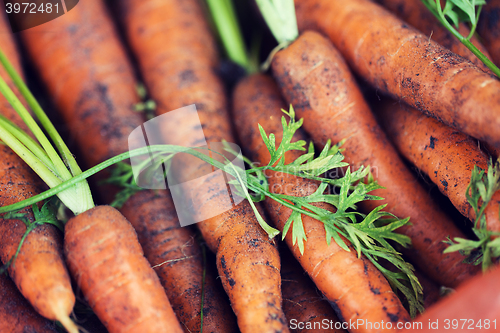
374, 0, 493, 72
64, 205, 182, 332
295, 0, 500, 149
233, 73, 411, 333
478, 0, 500, 67
21, 0, 236, 331
0, 270, 59, 333
120, 189, 238, 333
271, 30, 480, 288
0, 11, 75, 332
375, 99, 500, 233
402, 265, 500, 333
280, 247, 345, 333
119, 0, 289, 331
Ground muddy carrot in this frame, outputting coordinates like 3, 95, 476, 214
271, 30, 480, 288
280, 247, 345, 333
233, 73, 411, 333
374, 0, 492, 72
120, 190, 238, 333
0, 271, 59, 333
119, 0, 289, 331
295, 0, 500, 149
375, 99, 500, 233
0, 11, 75, 332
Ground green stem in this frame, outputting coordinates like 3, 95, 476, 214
0, 48, 94, 215
433, 1, 500, 77
255, 0, 298, 44
0, 121, 62, 188
466, 5, 482, 40
206, 0, 250, 71
0, 115, 55, 172
0, 49, 84, 178
0, 70, 72, 181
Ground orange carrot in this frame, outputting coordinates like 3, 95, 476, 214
19, 2, 185, 332
0, 271, 59, 333
271, 30, 480, 288
233, 73, 411, 333
21, 1, 236, 331
280, 247, 345, 333
375, 99, 500, 233
119, 0, 289, 331
402, 265, 500, 333
0, 11, 75, 332
64, 205, 183, 332
120, 190, 238, 333
478, 0, 500, 67
374, 0, 492, 72
295, 0, 500, 150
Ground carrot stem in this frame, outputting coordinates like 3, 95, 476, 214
206, 0, 250, 70
0, 48, 94, 215
0, 115, 55, 171
255, 0, 298, 44
424, 0, 500, 77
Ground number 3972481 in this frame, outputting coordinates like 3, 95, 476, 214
5, 2, 59, 14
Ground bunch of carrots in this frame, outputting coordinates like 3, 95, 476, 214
0, 0, 499, 332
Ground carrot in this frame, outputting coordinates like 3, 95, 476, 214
295, 0, 500, 150
21, 1, 236, 331
478, 0, 500, 67
14, 2, 183, 331
280, 247, 345, 333
120, 190, 238, 333
271, 30, 480, 288
64, 205, 182, 332
0, 11, 76, 332
0, 270, 59, 333
375, 99, 500, 233
119, 1, 289, 332
374, 0, 492, 72
402, 265, 500, 333
233, 73, 411, 333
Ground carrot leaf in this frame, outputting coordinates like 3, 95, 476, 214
445, 159, 500, 271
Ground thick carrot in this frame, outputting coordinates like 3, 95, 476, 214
375, 99, 500, 233
64, 205, 183, 332
0, 271, 59, 333
119, 0, 289, 331
233, 73, 410, 333
374, 0, 492, 72
280, 247, 345, 333
271, 31, 480, 288
120, 190, 238, 333
21, 1, 236, 331
0, 11, 75, 331
295, 0, 500, 149
402, 265, 500, 333
478, 0, 500, 67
